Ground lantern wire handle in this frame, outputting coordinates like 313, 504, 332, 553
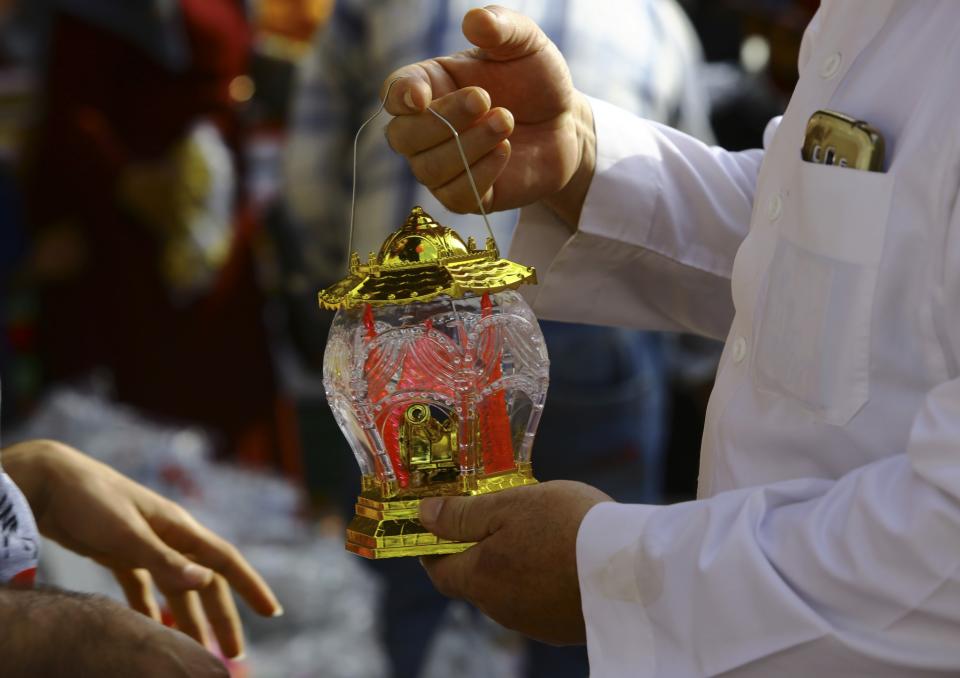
425, 107, 497, 250
348, 79, 499, 273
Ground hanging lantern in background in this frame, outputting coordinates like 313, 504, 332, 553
252, 0, 334, 60
320, 206, 549, 558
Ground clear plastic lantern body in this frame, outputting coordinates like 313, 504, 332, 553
324, 290, 549, 503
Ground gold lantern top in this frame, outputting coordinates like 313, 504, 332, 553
318, 207, 537, 310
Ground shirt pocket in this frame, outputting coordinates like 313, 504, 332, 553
753, 161, 894, 425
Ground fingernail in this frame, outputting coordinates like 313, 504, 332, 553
419, 497, 444, 527
182, 563, 213, 587
403, 89, 416, 110
231, 651, 247, 662
482, 6, 503, 23
271, 605, 285, 617
489, 110, 512, 135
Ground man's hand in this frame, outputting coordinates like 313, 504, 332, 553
419, 480, 612, 645
2, 587, 230, 677
2, 440, 283, 659
382, 5, 596, 228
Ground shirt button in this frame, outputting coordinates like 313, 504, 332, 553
732, 336, 748, 364
767, 193, 783, 222
820, 52, 842, 79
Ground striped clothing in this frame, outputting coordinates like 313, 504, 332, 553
0, 467, 38, 586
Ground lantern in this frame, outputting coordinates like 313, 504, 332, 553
320, 206, 549, 558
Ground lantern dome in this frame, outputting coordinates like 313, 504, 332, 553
318, 207, 537, 310
377, 207, 469, 266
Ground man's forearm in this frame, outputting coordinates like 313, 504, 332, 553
0, 586, 111, 676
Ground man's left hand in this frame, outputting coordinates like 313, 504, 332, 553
419, 480, 612, 645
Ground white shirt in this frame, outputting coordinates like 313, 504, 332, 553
0, 465, 39, 586
511, 1, 960, 675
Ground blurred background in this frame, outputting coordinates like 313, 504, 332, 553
0, 0, 815, 676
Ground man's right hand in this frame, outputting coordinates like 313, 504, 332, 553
4, 588, 229, 677
383, 5, 595, 228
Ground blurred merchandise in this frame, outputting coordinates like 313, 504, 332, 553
0, 289, 41, 423
252, 0, 332, 61
0, 66, 32, 163
118, 121, 235, 301
239, 541, 387, 678
418, 602, 524, 678
0, 31, 38, 424
241, 0, 335, 215
22, 1, 297, 473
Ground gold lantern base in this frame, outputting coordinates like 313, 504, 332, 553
346, 464, 538, 559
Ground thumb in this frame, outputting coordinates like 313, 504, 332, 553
462, 5, 551, 62
419, 494, 502, 542
136, 528, 214, 593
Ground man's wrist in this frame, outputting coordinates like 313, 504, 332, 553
543, 92, 596, 231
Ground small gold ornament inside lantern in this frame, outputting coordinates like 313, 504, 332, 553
321, 206, 549, 558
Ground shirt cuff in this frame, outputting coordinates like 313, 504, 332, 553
579, 96, 661, 244
576, 500, 662, 677
508, 97, 666, 328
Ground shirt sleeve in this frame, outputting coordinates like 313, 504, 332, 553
575, 159, 960, 675
577, 377, 960, 676
509, 97, 764, 340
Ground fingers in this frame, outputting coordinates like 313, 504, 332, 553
132, 522, 216, 594
149, 512, 281, 617
418, 488, 530, 600
115, 568, 161, 622
461, 6, 552, 61
420, 545, 483, 600
386, 88, 512, 213
382, 59, 456, 115
381, 6, 550, 115
387, 87, 495, 156
383, 53, 526, 215
434, 140, 511, 213
381, 66, 428, 115
405, 111, 512, 190
185, 530, 280, 617
118, 565, 246, 659
198, 574, 244, 660
420, 490, 511, 542
167, 589, 209, 649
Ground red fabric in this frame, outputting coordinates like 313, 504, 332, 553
364, 296, 515, 488
477, 293, 513, 473
9, 567, 36, 588
24, 1, 298, 474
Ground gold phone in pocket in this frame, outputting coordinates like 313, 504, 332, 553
801, 110, 885, 172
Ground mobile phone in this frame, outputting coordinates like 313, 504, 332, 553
801, 110, 885, 172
